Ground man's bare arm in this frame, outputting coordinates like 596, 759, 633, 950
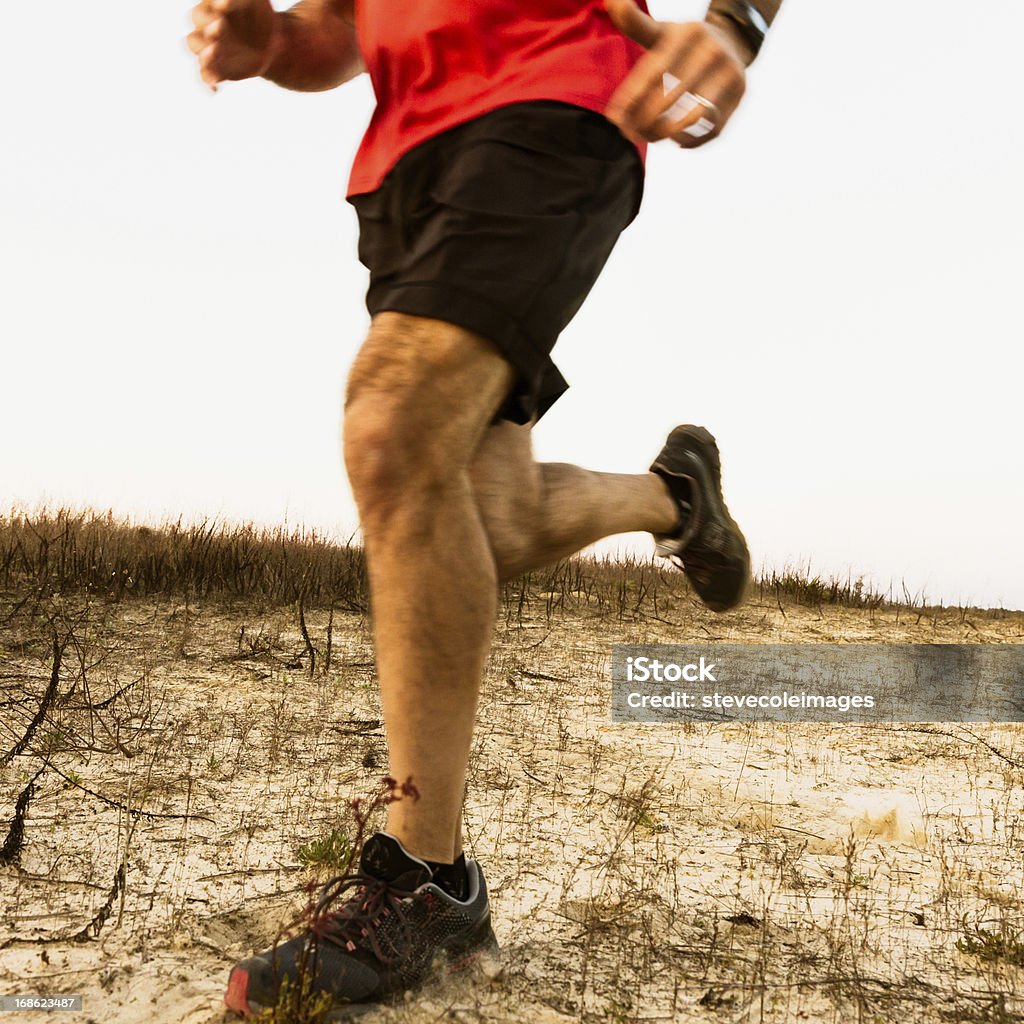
188, 0, 363, 93
263, 0, 363, 91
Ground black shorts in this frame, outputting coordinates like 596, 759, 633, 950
348, 102, 644, 424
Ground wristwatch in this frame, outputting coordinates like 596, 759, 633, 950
710, 0, 770, 61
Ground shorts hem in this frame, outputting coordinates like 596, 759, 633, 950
366, 281, 568, 425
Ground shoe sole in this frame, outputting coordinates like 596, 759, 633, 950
224, 967, 256, 1018
225, 965, 377, 1021
224, 938, 500, 1020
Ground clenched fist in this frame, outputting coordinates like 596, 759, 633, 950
187, 0, 280, 90
604, 0, 748, 148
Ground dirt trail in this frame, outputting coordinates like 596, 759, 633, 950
2, 591, 1023, 1023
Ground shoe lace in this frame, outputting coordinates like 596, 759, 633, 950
308, 872, 417, 965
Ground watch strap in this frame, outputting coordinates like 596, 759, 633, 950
709, 0, 769, 61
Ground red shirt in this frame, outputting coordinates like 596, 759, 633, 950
348, 0, 648, 196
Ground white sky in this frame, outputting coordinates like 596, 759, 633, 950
2, 2, 1022, 609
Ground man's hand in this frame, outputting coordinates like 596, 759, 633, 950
188, 0, 280, 91
605, 0, 748, 148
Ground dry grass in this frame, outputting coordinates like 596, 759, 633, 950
0, 507, 367, 609
2, 506, 1014, 621
1, 509, 1023, 1024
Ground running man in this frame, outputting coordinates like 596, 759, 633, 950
187, 0, 782, 1015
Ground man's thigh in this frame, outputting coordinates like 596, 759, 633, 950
345, 312, 516, 461
470, 419, 538, 503
468, 419, 543, 567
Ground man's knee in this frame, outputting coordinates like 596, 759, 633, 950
344, 389, 455, 518
344, 403, 425, 513
343, 313, 514, 512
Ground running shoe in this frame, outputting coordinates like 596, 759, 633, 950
224, 832, 497, 1020
650, 425, 751, 611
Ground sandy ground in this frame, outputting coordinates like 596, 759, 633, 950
2, 586, 1024, 1023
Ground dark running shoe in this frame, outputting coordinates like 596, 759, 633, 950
224, 833, 498, 1020
650, 425, 751, 612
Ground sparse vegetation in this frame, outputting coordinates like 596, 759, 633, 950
255, 973, 335, 1024
296, 828, 353, 871
957, 916, 1024, 967
3, 506, 1014, 620
259, 780, 417, 1023
0, 506, 367, 608
1, 508, 1022, 1023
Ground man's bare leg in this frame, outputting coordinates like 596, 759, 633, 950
470, 420, 680, 581
345, 313, 682, 865
343, 313, 516, 864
